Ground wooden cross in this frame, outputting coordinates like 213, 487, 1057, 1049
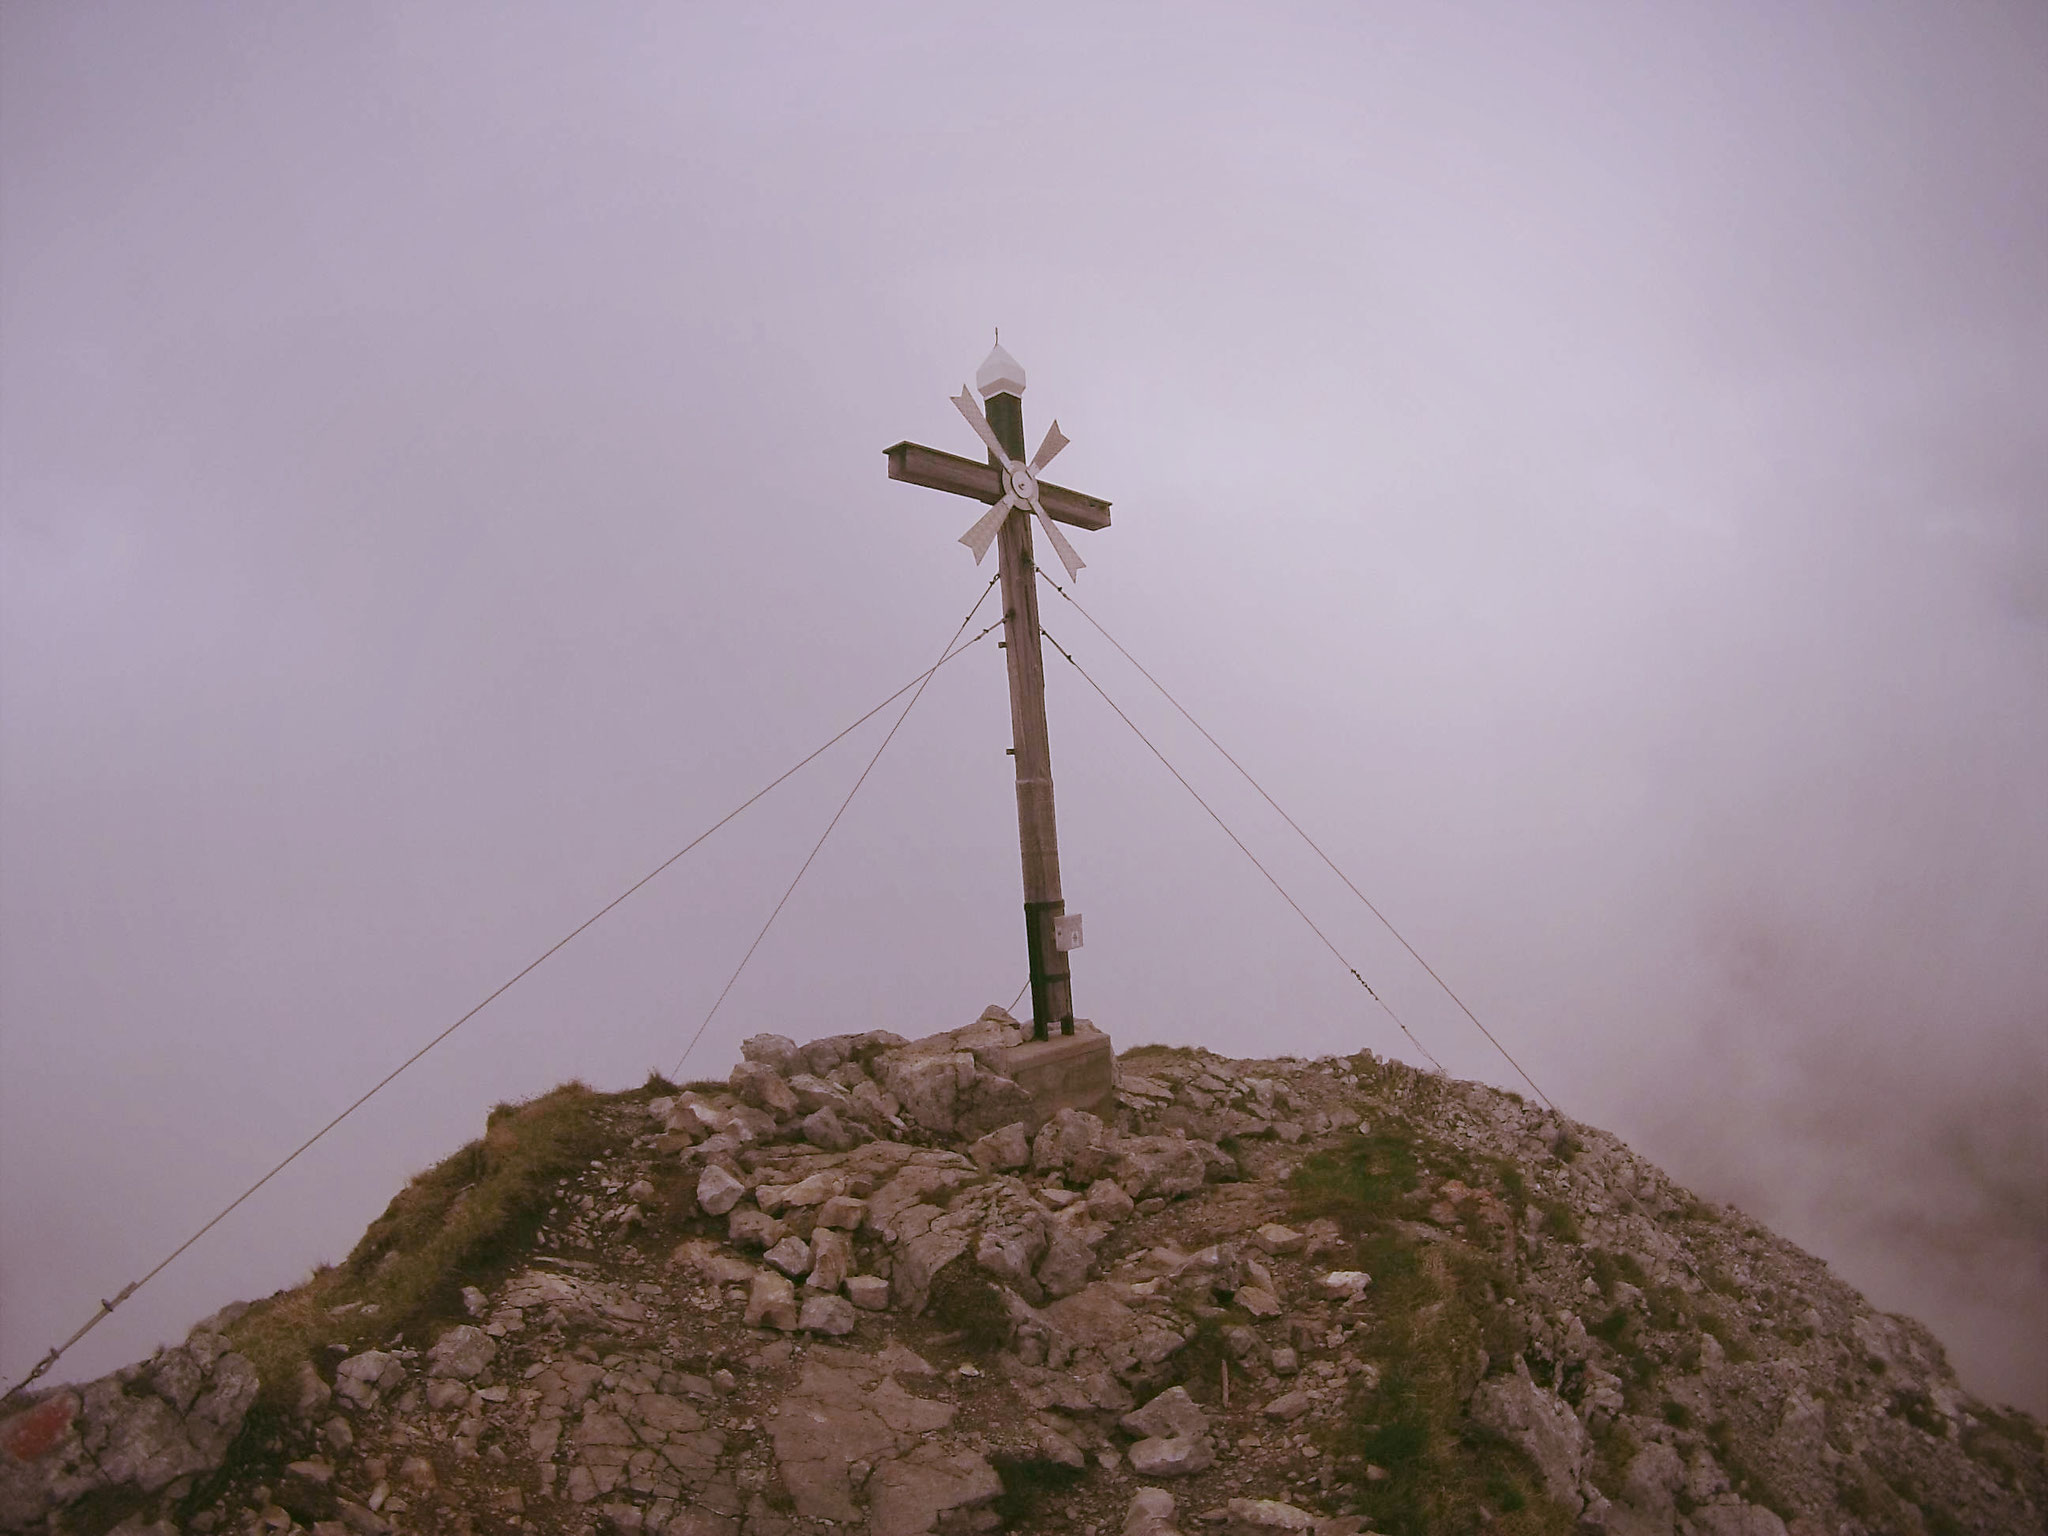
884, 343, 1112, 1041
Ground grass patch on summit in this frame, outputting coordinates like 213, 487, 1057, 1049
226, 1081, 605, 1405
1117, 1043, 1216, 1068
342, 1081, 605, 1308
1287, 1130, 1569, 1536
1287, 1129, 1422, 1231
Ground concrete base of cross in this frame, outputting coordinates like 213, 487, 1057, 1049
991, 1022, 1115, 1129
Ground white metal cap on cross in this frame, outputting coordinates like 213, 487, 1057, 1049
950, 345, 1085, 582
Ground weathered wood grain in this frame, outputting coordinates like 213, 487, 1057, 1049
883, 441, 1112, 531
983, 391, 1075, 1039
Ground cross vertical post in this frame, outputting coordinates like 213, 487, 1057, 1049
883, 343, 1111, 1044
983, 386, 1072, 1040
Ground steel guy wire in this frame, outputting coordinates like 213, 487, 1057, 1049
672, 578, 1002, 1077
1039, 572, 1554, 1111
5, 580, 1001, 1403
1039, 624, 1445, 1074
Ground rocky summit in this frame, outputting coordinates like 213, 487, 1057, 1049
4, 1010, 2042, 1536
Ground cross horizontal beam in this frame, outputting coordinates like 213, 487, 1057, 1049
884, 441, 1112, 531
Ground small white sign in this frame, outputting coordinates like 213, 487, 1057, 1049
1053, 913, 1084, 952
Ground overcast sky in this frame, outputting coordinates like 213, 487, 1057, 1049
3, 2, 2043, 1414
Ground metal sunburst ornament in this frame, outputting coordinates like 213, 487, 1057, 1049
947, 343, 1086, 582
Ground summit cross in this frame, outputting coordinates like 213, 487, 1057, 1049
884, 343, 1112, 1041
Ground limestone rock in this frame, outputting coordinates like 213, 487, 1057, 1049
1469, 1362, 1589, 1514
425, 1324, 496, 1381
740, 1033, 804, 1074
846, 1275, 891, 1311
786, 1072, 851, 1113
969, 1120, 1031, 1172
1032, 1108, 1116, 1181
1038, 1425, 1088, 1468
770, 1363, 901, 1520
867, 1442, 1003, 1536
1118, 1385, 1214, 1477
1036, 1229, 1096, 1298
744, 1272, 799, 1331
869, 1164, 973, 1236
731, 1060, 800, 1117
802, 1105, 860, 1151
951, 1068, 1036, 1140
1122, 1385, 1208, 1442
1038, 1282, 1188, 1380
333, 1350, 405, 1411
759, 1170, 846, 1212
878, 1050, 977, 1136
799, 1034, 861, 1075
726, 1104, 780, 1141
1113, 1135, 1208, 1200
1127, 1434, 1214, 1477
672, 1237, 757, 1286
1125, 1487, 1183, 1536
1222, 1498, 1320, 1536
728, 1208, 785, 1250
1252, 1222, 1304, 1255
870, 1039, 1034, 1141
1260, 1390, 1311, 1421
1611, 1441, 1686, 1534
661, 1099, 708, 1139
763, 1236, 812, 1278
696, 1164, 746, 1216
976, 1222, 1049, 1292
847, 1079, 904, 1127
808, 1228, 853, 1293
893, 1230, 970, 1315
1235, 1284, 1282, 1318
672, 1094, 731, 1137
424, 1378, 469, 1410
0, 1334, 258, 1531
799, 1294, 859, 1335
1086, 1176, 1136, 1222
815, 1194, 868, 1231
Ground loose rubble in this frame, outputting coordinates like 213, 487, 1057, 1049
3, 1008, 2041, 1536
